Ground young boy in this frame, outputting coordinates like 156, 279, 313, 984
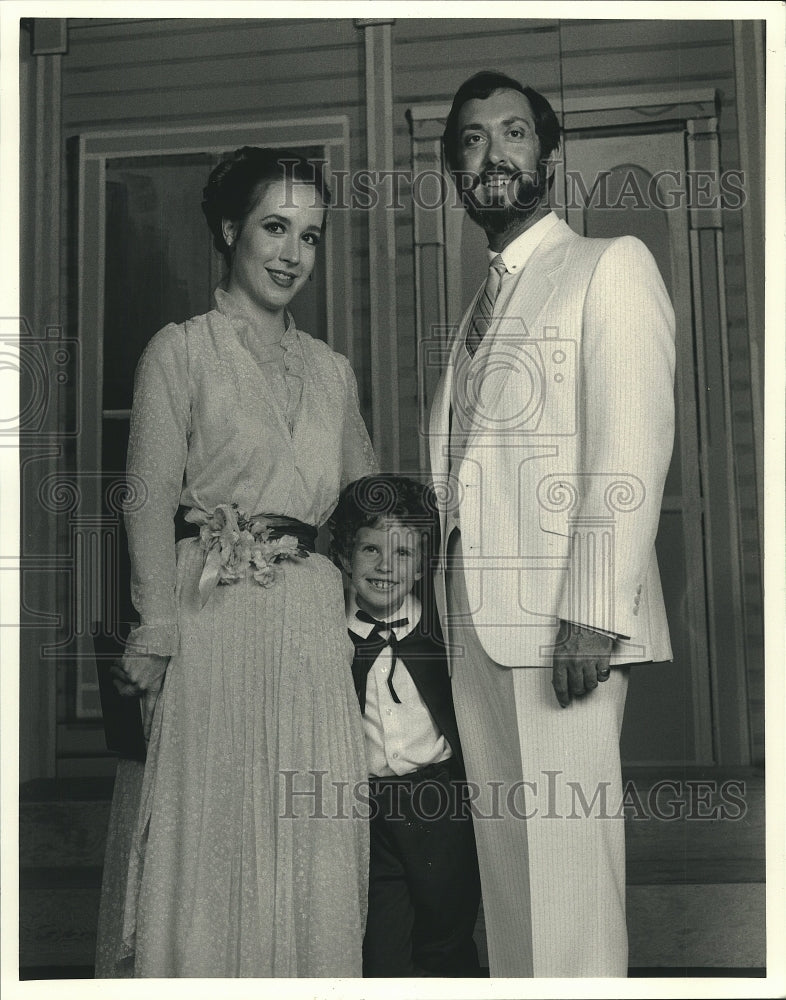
330, 474, 481, 978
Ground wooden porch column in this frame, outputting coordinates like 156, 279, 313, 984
732, 22, 765, 539
687, 114, 750, 764
354, 18, 399, 471
18, 19, 68, 781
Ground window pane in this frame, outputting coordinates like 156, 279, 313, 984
103, 153, 218, 410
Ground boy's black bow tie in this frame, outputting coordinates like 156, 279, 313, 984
353, 609, 409, 705
355, 608, 409, 633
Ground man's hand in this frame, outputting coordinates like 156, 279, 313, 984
551, 620, 614, 708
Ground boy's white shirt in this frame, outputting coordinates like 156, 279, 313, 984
347, 591, 452, 778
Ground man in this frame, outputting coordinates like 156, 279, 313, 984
428, 71, 675, 977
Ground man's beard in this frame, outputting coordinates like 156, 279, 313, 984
460, 165, 549, 234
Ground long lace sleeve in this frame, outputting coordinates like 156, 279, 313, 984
124, 324, 190, 657
340, 357, 378, 486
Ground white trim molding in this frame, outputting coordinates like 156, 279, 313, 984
356, 18, 400, 471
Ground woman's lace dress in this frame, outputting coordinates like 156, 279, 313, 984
95, 289, 376, 977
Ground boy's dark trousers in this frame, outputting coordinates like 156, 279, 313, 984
362, 756, 482, 977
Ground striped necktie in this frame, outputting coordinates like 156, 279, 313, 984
466, 254, 507, 357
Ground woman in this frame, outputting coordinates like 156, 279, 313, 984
95, 147, 376, 977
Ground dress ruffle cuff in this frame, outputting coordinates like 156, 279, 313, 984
125, 622, 179, 659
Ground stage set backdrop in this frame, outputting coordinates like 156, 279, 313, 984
17, 15, 766, 974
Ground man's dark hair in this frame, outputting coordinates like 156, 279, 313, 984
442, 71, 562, 177
329, 474, 440, 569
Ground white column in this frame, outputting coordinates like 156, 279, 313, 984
732, 21, 765, 539
355, 18, 399, 471
19, 18, 68, 780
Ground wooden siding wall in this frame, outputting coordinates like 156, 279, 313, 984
57, 16, 763, 764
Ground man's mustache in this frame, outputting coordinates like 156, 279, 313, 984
458, 168, 544, 212
467, 168, 540, 190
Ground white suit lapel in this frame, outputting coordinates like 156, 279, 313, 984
461, 221, 575, 448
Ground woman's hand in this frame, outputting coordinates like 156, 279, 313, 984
110, 658, 140, 697
112, 650, 169, 697
111, 652, 169, 740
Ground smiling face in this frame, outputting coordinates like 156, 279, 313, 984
224, 178, 325, 319
455, 88, 552, 239
344, 519, 423, 620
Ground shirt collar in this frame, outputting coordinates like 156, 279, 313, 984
491, 210, 559, 275
347, 592, 421, 641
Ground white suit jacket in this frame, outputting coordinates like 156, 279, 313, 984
429, 218, 676, 668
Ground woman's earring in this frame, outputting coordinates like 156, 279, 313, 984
309, 272, 313, 282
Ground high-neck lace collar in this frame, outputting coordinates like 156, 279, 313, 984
213, 286, 299, 354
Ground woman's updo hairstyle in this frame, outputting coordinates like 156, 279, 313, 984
201, 147, 332, 268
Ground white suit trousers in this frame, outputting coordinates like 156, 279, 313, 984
445, 532, 629, 978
